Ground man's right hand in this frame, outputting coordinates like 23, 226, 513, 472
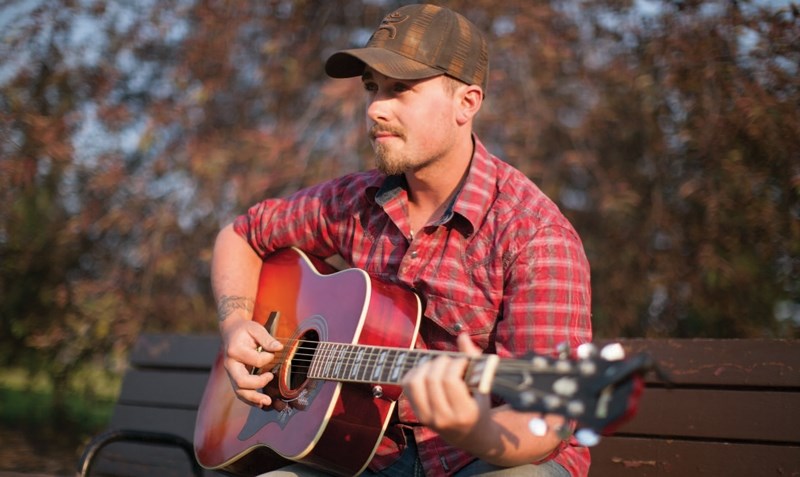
219, 313, 284, 408
211, 223, 283, 408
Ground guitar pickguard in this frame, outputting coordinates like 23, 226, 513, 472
238, 380, 324, 440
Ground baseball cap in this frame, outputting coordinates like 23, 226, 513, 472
325, 4, 489, 93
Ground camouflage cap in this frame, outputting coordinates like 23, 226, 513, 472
325, 4, 489, 93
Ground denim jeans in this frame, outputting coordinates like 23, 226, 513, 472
261, 432, 570, 477
360, 431, 570, 477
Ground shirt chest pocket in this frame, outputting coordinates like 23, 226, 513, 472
423, 294, 499, 350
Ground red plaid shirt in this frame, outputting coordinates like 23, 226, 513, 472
234, 136, 592, 476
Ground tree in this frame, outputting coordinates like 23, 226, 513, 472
1, 0, 797, 408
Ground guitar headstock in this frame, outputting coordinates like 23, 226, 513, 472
490, 342, 655, 446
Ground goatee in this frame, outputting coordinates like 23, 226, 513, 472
375, 144, 407, 176
370, 123, 408, 175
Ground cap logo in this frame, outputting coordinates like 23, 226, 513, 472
374, 12, 409, 40
325, 5, 489, 95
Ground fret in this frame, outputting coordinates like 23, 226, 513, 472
313, 343, 331, 379
324, 344, 336, 380
332, 344, 345, 379
389, 351, 408, 383
371, 349, 388, 381
378, 349, 394, 382
381, 350, 392, 380
321, 344, 336, 379
358, 348, 377, 382
350, 347, 365, 380
340, 345, 356, 383
414, 352, 432, 369
340, 346, 354, 380
336, 344, 351, 380
381, 349, 399, 383
322, 344, 336, 380
307, 342, 322, 379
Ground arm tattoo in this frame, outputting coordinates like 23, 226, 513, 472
217, 295, 255, 322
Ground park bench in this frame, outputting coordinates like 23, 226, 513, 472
589, 338, 799, 476
78, 333, 800, 476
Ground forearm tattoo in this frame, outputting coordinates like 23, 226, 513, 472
217, 295, 255, 322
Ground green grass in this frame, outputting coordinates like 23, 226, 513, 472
0, 366, 120, 434
0, 387, 114, 433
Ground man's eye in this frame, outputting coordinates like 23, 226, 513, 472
393, 83, 410, 92
363, 82, 378, 92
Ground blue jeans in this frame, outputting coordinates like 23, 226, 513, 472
260, 433, 570, 477
360, 432, 570, 477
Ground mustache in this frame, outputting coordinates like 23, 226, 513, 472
369, 123, 405, 140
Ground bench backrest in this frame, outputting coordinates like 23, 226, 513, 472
591, 338, 800, 476
87, 334, 221, 477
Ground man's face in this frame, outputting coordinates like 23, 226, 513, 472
362, 68, 460, 175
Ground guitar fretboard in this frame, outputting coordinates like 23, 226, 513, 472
307, 342, 499, 392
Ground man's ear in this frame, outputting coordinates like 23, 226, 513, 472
456, 84, 483, 125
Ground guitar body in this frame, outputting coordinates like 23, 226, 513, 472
194, 248, 422, 476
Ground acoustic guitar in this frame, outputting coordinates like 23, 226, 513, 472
194, 247, 651, 476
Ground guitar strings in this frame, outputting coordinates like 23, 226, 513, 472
263, 338, 462, 363
254, 338, 578, 406
255, 338, 570, 379
264, 343, 565, 375
256, 338, 479, 378
265, 337, 565, 370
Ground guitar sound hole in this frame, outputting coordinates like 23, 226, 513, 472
290, 330, 319, 389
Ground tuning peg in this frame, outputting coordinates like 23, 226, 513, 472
528, 418, 548, 437
575, 428, 601, 447
566, 399, 586, 417
600, 343, 626, 361
576, 343, 598, 360
556, 342, 571, 360
518, 390, 537, 407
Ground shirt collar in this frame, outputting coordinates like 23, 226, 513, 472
449, 135, 496, 236
369, 134, 497, 237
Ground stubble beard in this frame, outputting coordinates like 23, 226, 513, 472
371, 123, 412, 175
374, 143, 409, 176
374, 139, 444, 176
370, 124, 442, 176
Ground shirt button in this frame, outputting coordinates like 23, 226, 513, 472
453, 322, 463, 332
410, 250, 418, 258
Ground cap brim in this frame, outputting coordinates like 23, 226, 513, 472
325, 47, 444, 80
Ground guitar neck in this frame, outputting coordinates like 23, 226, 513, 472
307, 342, 500, 393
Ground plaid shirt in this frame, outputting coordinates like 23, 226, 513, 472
234, 136, 592, 477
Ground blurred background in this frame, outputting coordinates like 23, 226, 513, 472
1, 0, 798, 473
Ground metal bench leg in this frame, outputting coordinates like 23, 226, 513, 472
77, 429, 202, 477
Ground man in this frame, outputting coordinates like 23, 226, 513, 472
212, 4, 592, 476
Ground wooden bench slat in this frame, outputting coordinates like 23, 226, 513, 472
616, 388, 800, 443
606, 339, 800, 388
101, 407, 260, 476
109, 404, 199, 442
117, 369, 211, 409
590, 436, 800, 476
129, 334, 220, 369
